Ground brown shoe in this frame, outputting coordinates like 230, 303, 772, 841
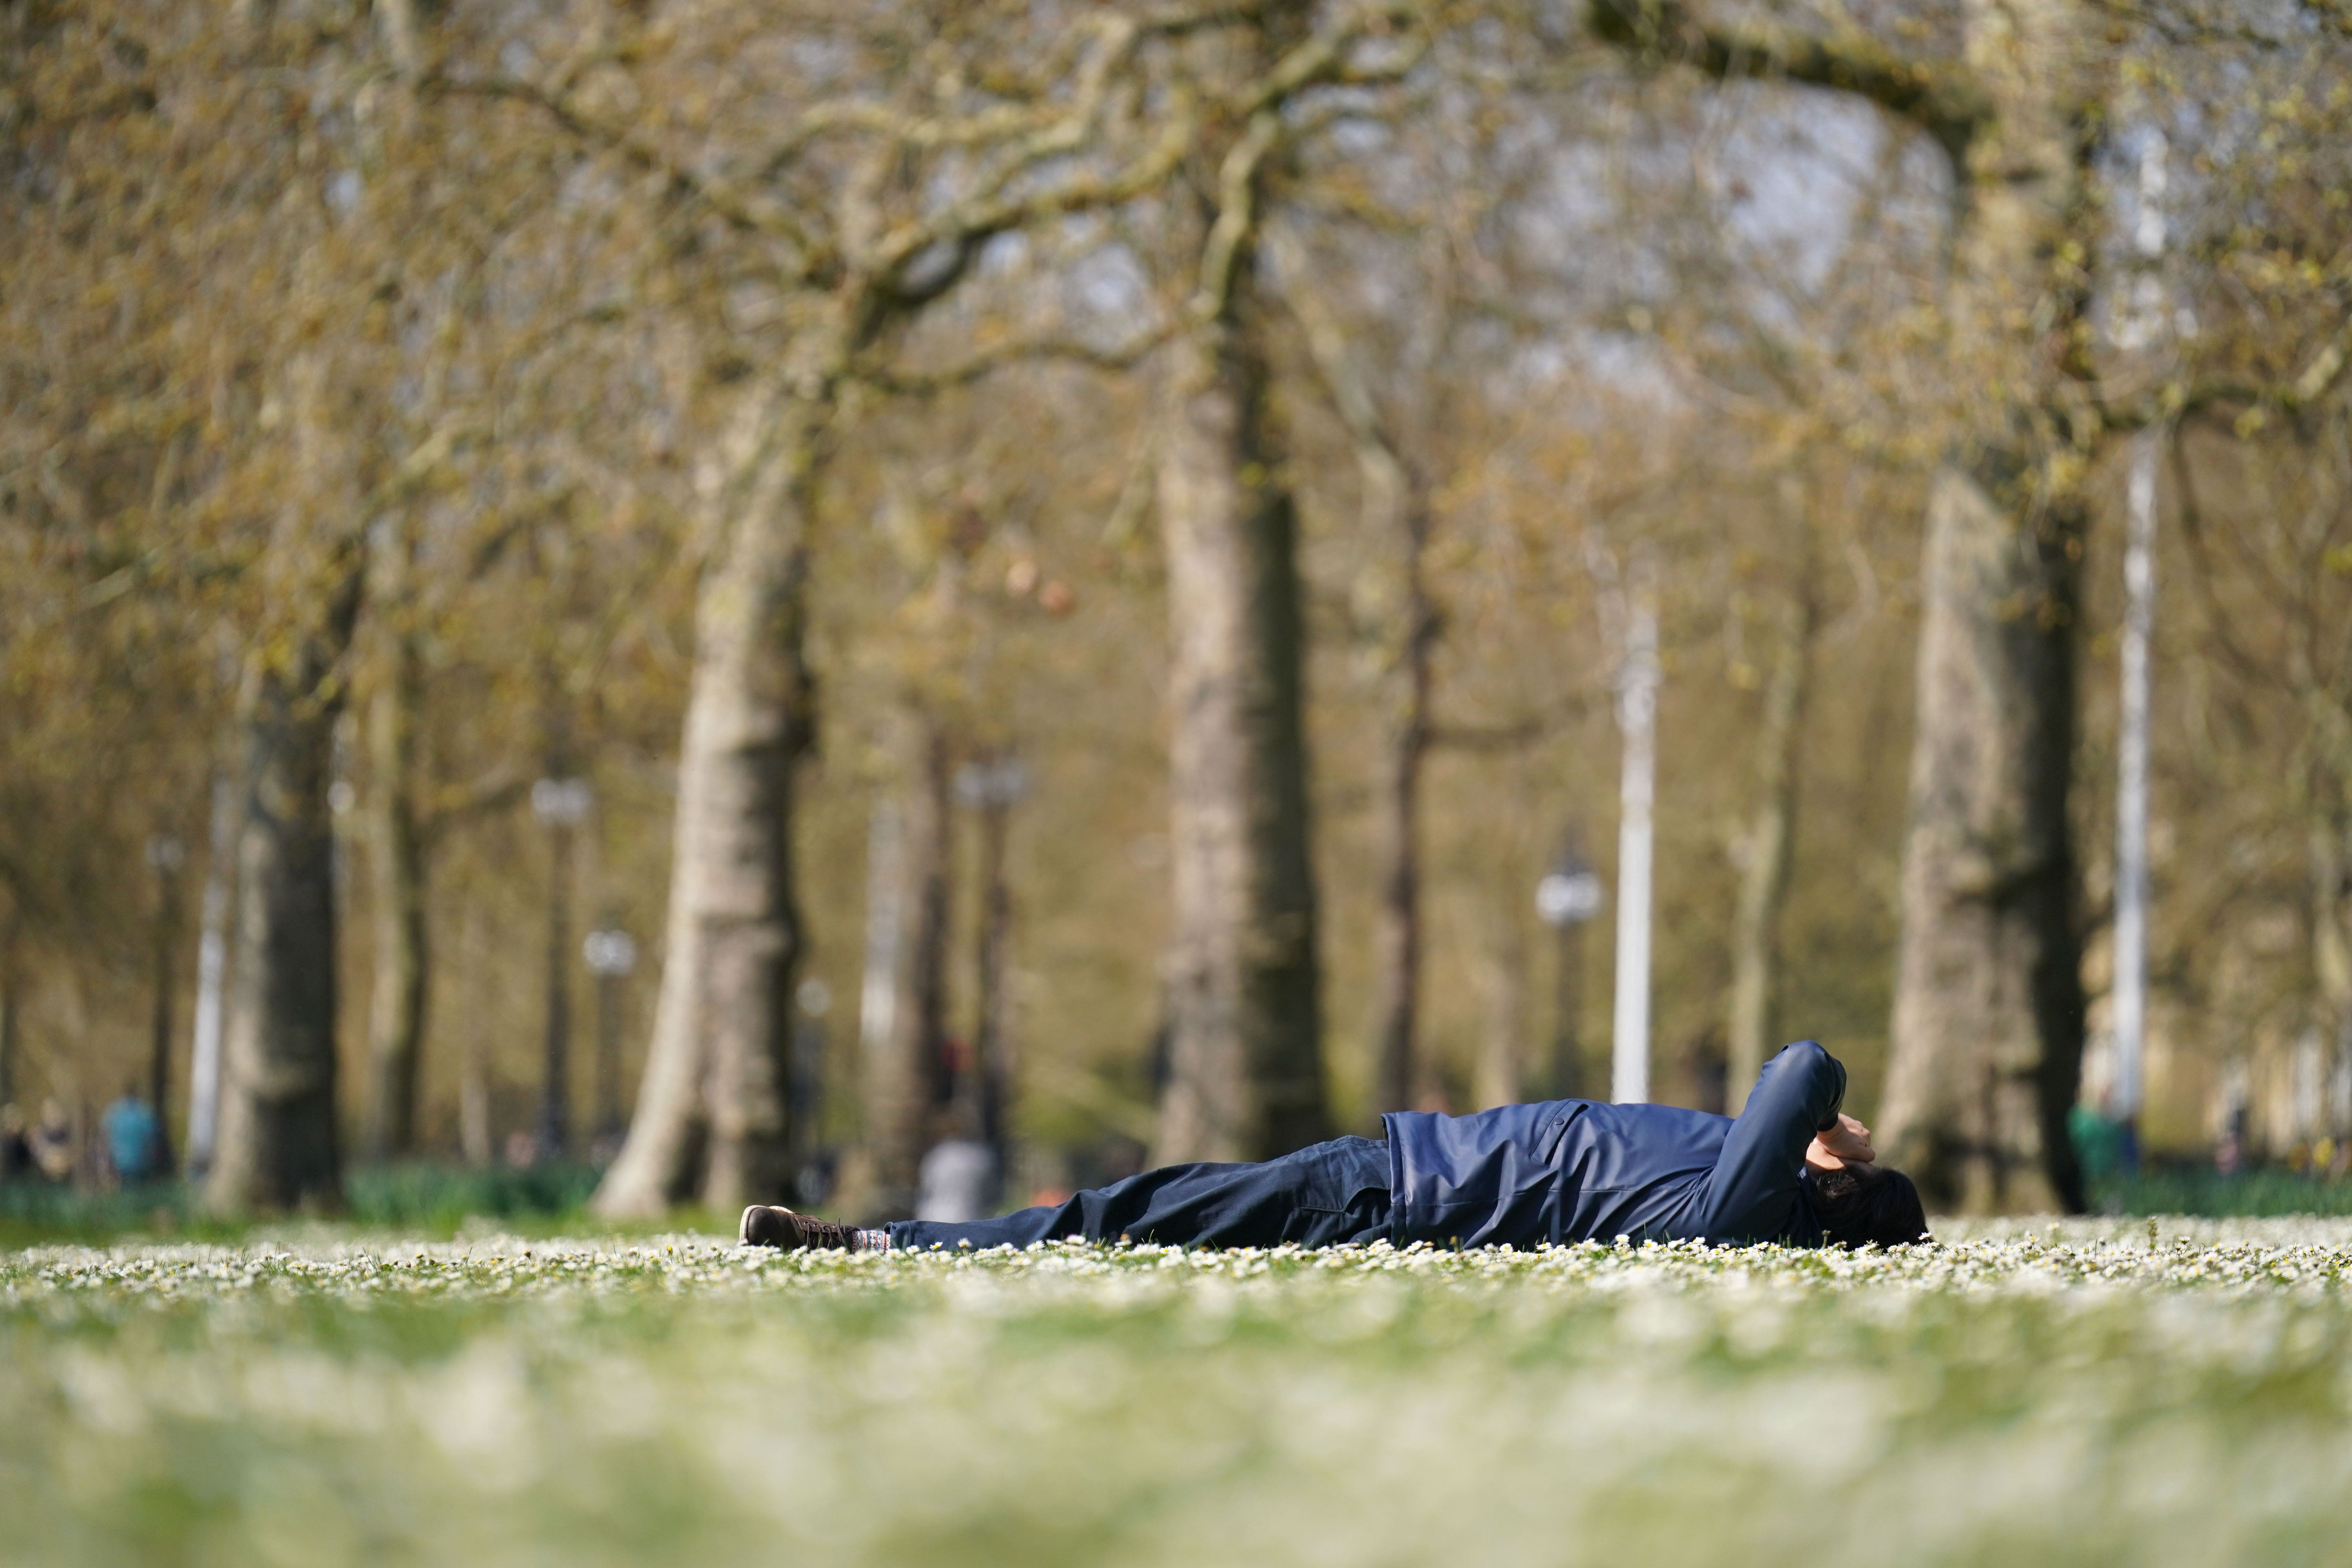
739, 1204, 866, 1251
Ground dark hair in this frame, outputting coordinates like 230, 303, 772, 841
1808, 1165, 1928, 1249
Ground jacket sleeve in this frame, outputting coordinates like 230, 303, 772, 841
1691, 1039, 1847, 1243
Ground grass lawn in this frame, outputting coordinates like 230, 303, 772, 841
6, 1218, 2351, 1567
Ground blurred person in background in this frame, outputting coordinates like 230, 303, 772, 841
0, 1103, 31, 1181
28, 1099, 74, 1184
100, 1086, 160, 1188
745, 1041, 1927, 1255
915, 1134, 998, 1225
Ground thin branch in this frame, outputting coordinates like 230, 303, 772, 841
1192, 109, 1285, 321
1587, 0, 1992, 167
420, 769, 534, 847
864, 87, 1201, 292
1427, 691, 1600, 752
360, 417, 487, 514
1268, 223, 1393, 450
1236, 0, 1431, 114
2109, 307, 2352, 429
426, 71, 828, 270
751, 2, 1272, 177
853, 327, 1176, 397
2168, 424, 2271, 688
757, 13, 1138, 173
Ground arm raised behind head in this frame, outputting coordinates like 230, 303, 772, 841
1692, 1040, 1847, 1243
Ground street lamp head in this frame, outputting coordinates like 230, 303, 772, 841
1537, 867, 1604, 928
532, 777, 593, 826
954, 757, 1032, 809
583, 927, 637, 976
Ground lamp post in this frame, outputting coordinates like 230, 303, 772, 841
1612, 587, 1661, 1105
1536, 848, 1604, 1101
581, 924, 636, 1147
2109, 128, 2178, 1169
532, 776, 592, 1161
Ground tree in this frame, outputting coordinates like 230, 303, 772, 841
1592, 0, 2096, 1209
0, 0, 398, 1212
1278, 231, 1436, 1118
1150, 2, 1430, 1163
363, 512, 432, 1160
533, 2, 1214, 1214
1725, 477, 1815, 1110
849, 710, 956, 1217
206, 558, 363, 1212
198, 0, 592, 1202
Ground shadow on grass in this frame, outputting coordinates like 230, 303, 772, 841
0, 1161, 739, 1247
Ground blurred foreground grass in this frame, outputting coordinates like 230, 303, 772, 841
6, 1219, 2352, 1568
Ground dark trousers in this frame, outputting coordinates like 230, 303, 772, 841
885, 1135, 1394, 1252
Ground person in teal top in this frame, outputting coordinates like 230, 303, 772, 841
102, 1090, 161, 1187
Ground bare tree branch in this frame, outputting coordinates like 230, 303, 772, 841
1193, 110, 1285, 320
853, 327, 1177, 397
1588, 0, 1992, 166
2139, 306, 2352, 428
426, 70, 829, 270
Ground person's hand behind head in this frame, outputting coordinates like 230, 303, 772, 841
1806, 1113, 1877, 1172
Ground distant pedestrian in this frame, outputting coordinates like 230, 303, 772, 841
102, 1089, 161, 1187
28, 1098, 74, 1184
0, 1103, 32, 1181
916, 1137, 999, 1224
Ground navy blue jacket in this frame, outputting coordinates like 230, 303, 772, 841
1381, 1040, 1847, 1247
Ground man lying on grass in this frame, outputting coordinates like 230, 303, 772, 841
742, 1039, 1928, 1255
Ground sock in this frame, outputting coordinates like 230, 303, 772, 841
855, 1228, 891, 1253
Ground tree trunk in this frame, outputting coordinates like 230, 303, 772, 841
1877, 472, 2087, 1212
363, 519, 430, 1162
147, 845, 182, 1174
1377, 835, 1424, 1107
1371, 513, 1433, 1117
1875, 0, 2092, 1215
203, 572, 363, 1215
970, 788, 1015, 1152
1725, 490, 1815, 1112
2314, 816, 2352, 1141
1276, 225, 1434, 1122
1153, 275, 1330, 1164
846, 712, 954, 1220
538, 796, 577, 1160
592, 388, 818, 1218
458, 897, 492, 1165
850, 793, 904, 1189
185, 771, 236, 1174
0, 911, 18, 1113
